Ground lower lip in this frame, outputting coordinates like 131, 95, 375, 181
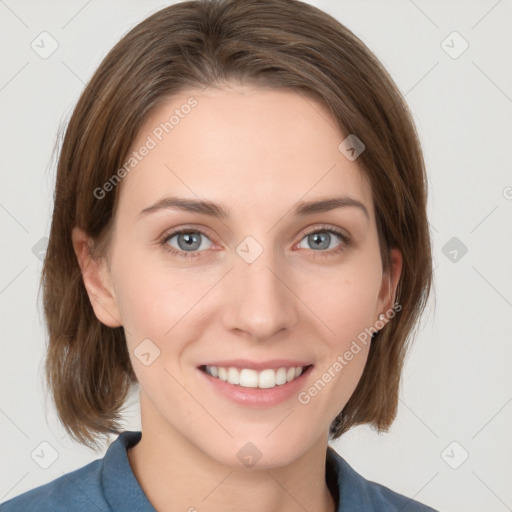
198, 366, 313, 407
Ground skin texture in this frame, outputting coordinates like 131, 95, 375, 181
72, 83, 402, 512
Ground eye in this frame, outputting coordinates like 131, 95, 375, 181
160, 229, 213, 258
297, 225, 350, 256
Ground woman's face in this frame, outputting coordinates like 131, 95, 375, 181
82, 83, 401, 468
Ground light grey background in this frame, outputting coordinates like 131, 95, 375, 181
1, 1, 511, 511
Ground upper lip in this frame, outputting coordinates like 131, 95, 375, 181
199, 359, 313, 371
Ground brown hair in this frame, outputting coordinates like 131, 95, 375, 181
41, 0, 432, 449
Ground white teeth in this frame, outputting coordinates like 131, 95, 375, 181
275, 367, 287, 385
239, 369, 258, 388
227, 367, 240, 385
218, 367, 227, 381
204, 365, 306, 389
258, 369, 275, 389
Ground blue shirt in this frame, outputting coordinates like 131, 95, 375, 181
0, 431, 438, 511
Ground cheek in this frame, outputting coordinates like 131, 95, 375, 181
108, 243, 183, 343
304, 262, 383, 346
297, 326, 371, 429
116, 270, 194, 341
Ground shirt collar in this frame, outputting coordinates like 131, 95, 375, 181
102, 431, 156, 511
327, 444, 372, 510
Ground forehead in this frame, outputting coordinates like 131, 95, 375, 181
116, 84, 374, 221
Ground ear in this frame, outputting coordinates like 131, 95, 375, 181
71, 226, 122, 328
376, 247, 403, 325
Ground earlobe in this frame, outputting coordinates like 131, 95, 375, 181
71, 226, 122, 328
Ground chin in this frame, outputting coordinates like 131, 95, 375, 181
201, 429, 313, 470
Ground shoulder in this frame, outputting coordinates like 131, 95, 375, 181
0, 458, 109, 512
327, 447, 439, 512
354, 475, 439, 512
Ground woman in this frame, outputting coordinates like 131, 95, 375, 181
0, 0, 436, 510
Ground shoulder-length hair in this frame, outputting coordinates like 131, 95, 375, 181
42, 0, 432, 449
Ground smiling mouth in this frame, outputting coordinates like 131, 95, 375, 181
199, 364, 313, 389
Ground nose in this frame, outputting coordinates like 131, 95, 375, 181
220, 248, 300, 342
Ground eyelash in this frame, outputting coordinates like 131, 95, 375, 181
158, 224, 351, 259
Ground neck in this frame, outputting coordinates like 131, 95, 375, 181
127, 401, 336, 512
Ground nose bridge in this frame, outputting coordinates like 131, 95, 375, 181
223, 235, 298, 339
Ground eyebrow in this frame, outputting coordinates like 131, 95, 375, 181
138, 195, 370, 220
